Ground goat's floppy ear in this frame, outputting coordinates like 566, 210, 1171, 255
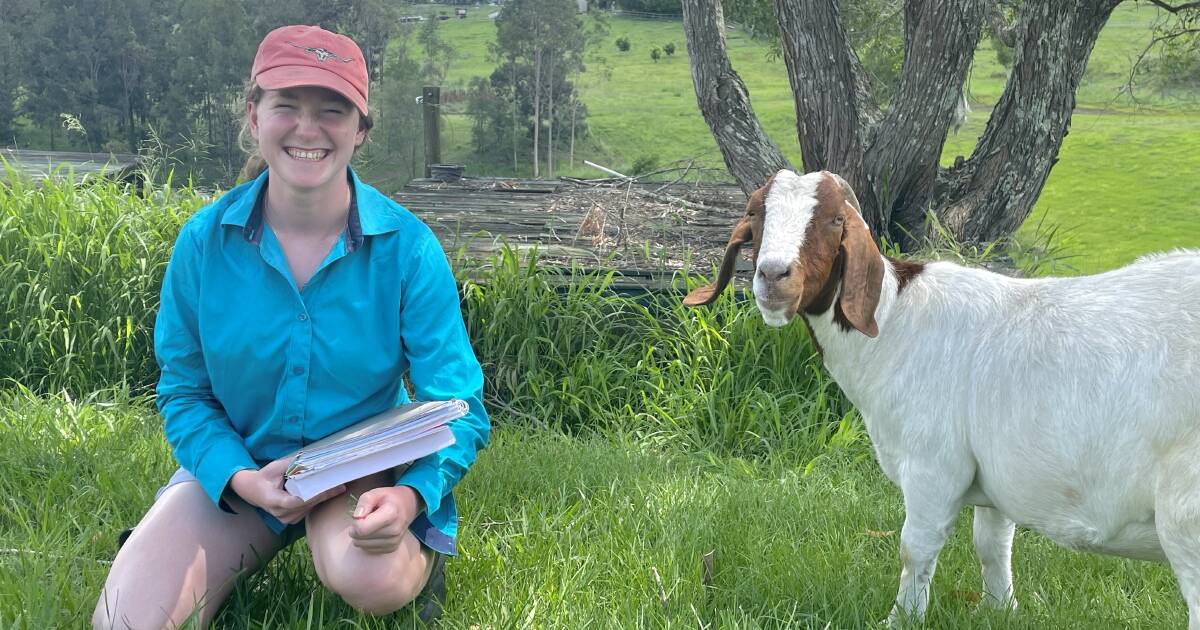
832, 175, 883, 337
682, 184, 765, 307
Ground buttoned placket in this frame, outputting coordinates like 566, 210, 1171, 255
256, 225, 352, 448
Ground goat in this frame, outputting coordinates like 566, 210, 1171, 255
684, 169, 1200, 627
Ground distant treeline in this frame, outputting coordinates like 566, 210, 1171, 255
0, 0, 405, 185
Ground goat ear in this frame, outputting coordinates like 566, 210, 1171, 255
837, 191, 883, 338
683, 182, 771, 307
682, 214, 754, 306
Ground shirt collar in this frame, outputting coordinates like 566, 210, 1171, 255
221, 167, 373, 252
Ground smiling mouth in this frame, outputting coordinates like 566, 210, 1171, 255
286, 148, 329, 161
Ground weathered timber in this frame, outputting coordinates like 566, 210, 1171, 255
1, 149, 141, 183
395, 177, 754, 294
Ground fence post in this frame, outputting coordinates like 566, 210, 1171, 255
423, 86, 441, 179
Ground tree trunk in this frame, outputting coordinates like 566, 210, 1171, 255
933, 0, 1121, 244
681, 0, 1121, 247
680, 0, 792, 195
511, 63, 519, 172
570, 96, 577, 169
532, 48, 542, 178
548, 62, 555, 178
864, 0, 985, 246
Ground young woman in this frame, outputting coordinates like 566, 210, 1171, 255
93, 25, 489, 628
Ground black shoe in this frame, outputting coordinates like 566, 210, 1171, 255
116, 527, 134, 552
415, 552, 447, 626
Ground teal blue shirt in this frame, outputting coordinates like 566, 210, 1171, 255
154, 168, 489, 554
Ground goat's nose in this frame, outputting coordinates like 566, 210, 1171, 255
757, 260, 792, 283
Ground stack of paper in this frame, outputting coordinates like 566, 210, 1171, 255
283, 400, 466, 501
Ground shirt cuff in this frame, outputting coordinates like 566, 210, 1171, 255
396, 461, 444, 516
194, 440, 259, 510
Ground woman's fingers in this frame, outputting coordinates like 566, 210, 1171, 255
350, 502, 399, 539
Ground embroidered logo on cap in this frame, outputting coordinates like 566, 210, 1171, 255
286, 41, 353, 63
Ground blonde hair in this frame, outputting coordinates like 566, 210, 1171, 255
236, 81, 375, 183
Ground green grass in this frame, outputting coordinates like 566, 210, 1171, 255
0, 390, 1187, 628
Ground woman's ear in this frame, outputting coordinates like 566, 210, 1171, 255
247, 101, 261, 141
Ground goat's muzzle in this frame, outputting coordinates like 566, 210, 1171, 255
753, 258, 805, 327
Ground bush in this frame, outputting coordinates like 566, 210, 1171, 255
615, 36, 630, 52
663, 42, 675, 56
616, 0, 682, 15
630, 154, 660, 175
650, 47, 661, 63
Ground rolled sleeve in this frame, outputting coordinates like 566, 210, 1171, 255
156, 224, 257, 507
394, 236, 490, 516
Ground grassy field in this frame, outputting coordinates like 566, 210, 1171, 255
426, 3, 1199, 274
1, 391, 1187, 629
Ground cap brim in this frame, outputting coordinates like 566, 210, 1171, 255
255, 65, 368, 117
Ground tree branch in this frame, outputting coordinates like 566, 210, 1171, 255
680, 0, 792, 195
935, 0, 1123, 244
865, 0, 986, 244
772, 0, 875, 216
1143, 0, 1200, 13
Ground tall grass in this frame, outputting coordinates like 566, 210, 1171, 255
458, 247, 854, 461
0, 174, 850, 461
0, 169, 204, 394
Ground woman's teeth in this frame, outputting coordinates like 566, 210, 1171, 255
287, 149, 328, 161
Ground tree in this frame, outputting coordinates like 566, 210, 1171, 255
683, 0, 1200, 248
493, 0, 587, 177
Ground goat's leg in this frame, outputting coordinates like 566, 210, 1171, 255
972, 506, 1017, 611
1155, 447, 1200, 630
885, 485, 964, 626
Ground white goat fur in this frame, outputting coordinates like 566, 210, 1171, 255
757, 170, 1200, 626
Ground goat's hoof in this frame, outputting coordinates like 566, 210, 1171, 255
882, 608, 918, 628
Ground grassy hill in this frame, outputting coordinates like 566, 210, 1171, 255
416, 4, 1199, 274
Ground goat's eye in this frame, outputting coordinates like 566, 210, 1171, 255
833, 215, 845, 226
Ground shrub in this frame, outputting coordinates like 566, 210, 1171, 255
663, 42, 675, 56
615, 36, 630, 52
650, 47, 661, 63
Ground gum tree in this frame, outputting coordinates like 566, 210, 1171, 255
682, 0, 1200, 246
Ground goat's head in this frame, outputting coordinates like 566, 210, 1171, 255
683, 169, 884, 337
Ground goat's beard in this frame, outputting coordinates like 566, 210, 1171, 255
755, 295, 800, 327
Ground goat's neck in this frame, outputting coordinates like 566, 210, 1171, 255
803, 255, 901, 381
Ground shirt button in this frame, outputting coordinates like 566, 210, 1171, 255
287, 415, 299, 423
298, 313, 308, 321
293, 366, 305, 376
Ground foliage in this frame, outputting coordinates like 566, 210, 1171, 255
0, 169, 203, 394
0, 0, 403, 187
476, 0, 596, 174
615, 36, 631, 52
651, 47, 662, 62
365, 24, 425, 185
617, 0, 683, 15
664, 41, 676, 56
720, 0, 904, 104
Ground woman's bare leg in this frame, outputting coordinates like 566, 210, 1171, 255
306, 471, 435, 615
92, 481, 284, 629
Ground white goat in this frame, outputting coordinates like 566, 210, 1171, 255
684, 169, 1200, 627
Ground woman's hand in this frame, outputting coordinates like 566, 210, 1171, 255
349, 485, 424, 554
229, 457, 346, 525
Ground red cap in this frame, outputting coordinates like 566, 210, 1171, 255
251, 25, 369, 116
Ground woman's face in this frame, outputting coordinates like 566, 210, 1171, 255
248, 86, 365, 194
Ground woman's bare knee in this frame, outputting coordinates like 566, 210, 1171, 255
319, 557, 425, 615
92, 481, 282, 629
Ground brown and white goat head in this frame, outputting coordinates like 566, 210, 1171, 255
683, 170, 884, 337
